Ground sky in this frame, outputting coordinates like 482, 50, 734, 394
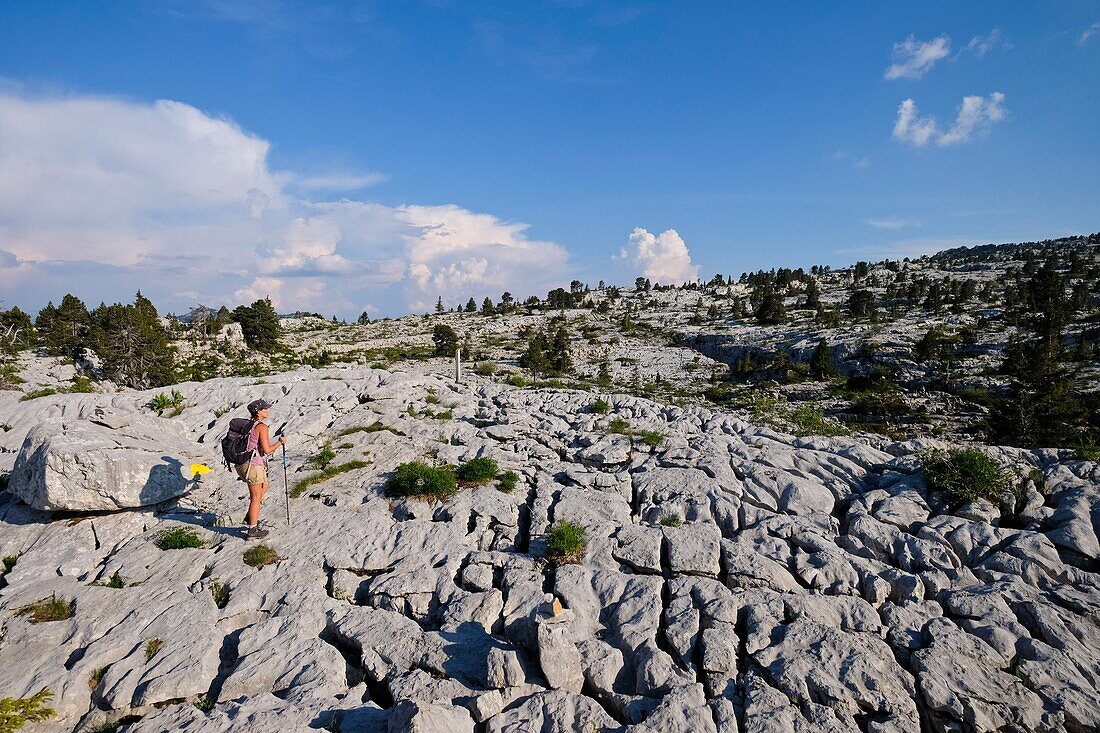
1, 1, 1098, 318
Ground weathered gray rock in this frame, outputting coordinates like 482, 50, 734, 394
388, 698, 474, 733
9, 415, 194, 511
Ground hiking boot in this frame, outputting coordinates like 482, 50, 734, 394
246, 524, 269, 540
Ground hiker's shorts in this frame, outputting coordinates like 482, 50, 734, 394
236, 462, 268, 485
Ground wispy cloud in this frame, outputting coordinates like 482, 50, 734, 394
1079, 21, 1100, 46
865, 218, 919, 230
853, 156, 871, 169
826, 149, 871, 169
893, 93, 1007, 148
294, 171, 389, 192
963, 28, 1010, 57
832, 237, 989, 260
885, 35, 951, 80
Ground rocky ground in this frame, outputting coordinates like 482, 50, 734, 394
1, 363, 1098, 732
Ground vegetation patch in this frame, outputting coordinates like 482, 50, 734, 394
923, 449, 1009, 505
386, 461, 458, 501
637, 430, 665, 450
497, 470, 520, 493
0, 689, 56, 730
338, 422, 402, 437
143, 638, 163, 661
787, 405, 849, 438
2, 555, 17, 574
19, 387, 58, 402
658, 514, 682, 527
148, 389, 185, 416
308, 444, 337, 471
290, 460, 371, 498
15, 595, 73, 624
210, 579, 230, 609
154, 526, 204, 550
546, 521, 588, 566
92, 570, 124, 589
607, 418, 631, 435
456, 457, 499, 486
590, 398, 610, 414
243, 544, 280, 569
87, 666, 109, 691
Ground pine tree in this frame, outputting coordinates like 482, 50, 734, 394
809, 338, 837, 380
357, 311, 371, 325
432, 324, 458, 356
233, 298, 281, 351
519, 330, 549, 375
548, 324, 572, 376
90, 293, 175, 389
803, 279, 821, 310
596, 358, 612, 389
37, 294, 90, 357
0, 306, 34, 353
481, 297, 494, 315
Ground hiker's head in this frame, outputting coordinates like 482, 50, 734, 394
247, 398, 272, 419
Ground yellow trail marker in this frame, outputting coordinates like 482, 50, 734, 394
190, 463, 213, 478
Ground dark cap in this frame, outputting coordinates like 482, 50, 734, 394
247, 398, 272, 416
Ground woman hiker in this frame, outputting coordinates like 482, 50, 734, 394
238, 398, 287, 539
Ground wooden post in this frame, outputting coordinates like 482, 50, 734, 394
455, 348, 462, 383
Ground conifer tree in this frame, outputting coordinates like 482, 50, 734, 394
809, 337, 837, 380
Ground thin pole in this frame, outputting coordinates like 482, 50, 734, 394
282, 444, 291, 526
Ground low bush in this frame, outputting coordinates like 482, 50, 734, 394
15, 595, 74, 624
143, 638, 163, 661
473, 362, 497, 376
497, 470, 520, 493
590, 399, 610, 414
637, 430, 665, 450
0, 689, 56, 729
243, 544, 279, 569
659, 514, 682, 527
154, 526, 204, 550
338, 422, 400, 436
148, 390, 185, 416
607, 418, 631, 435
456, 457, 499, 485
19, 387, 58, 402
386, 461, 457, 500
2, 555, 16, 573
308, 444, 337, 471
788, 405, 849, 437
923, 449, 1009, 505
546, 521, 588, 566
290, 460, 371, 498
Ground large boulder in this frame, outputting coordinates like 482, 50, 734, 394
9, 408, 196, 511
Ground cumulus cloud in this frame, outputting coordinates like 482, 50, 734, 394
613, 228, 699, 285
884, 35, 951, 80
892, 93, 1006, 148
0, 88, 574, 317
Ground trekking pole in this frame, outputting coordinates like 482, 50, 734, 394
282, 444, 291, 527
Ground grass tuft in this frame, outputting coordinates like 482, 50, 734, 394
546, 520, 588, 566
15, 595, 73, 624
144, 638, 163, 662
88, 666, 109, 691
497, 470, 520, 493
290, 460, 371, 498
210, 579, 230, 609
243, 544, 279, 569
386, 461, 457, 500
154, 526, 204, 550
338, 422, 401, 436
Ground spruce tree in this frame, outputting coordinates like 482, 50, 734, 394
432, 324, 458, 357
465, 298, 477, 313
596, 358, 612, 389
233, 298, 281, 351
809, 338, 837, 381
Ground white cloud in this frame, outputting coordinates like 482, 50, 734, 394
865, 218, 916, 230
853, 156, 871, 169
892, 99, 940, 147
884, 35, 951, 80
0, 88, 575, 317
613, 228, 699, 285
963, 28, 1009, 57
1078, 21, 1100, 46
892, 93, 1006, 148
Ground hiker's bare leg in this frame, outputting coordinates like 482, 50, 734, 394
247, 482, 265, 526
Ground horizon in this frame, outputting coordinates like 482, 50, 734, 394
2, 2, 1099, 318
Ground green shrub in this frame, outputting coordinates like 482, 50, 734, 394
0, 689, 56, 730
590, 399, 610, 414
308, 444, 337, 471
1075, 444, 1100, 461
497, 470, 520, 493
546, 521, 588, 566
290, 460, 371, 498
15, 595, 73, 624
243, 544, 279, 569
96, 571, 124, 589
194, 695, 216, 712
19, 387, 58, 402
504, 373, 527, 388
788, 405, 849, 437
148, 390, 184, 415
607, 418, 631, 435
154, 526, 204, 550
638, 430, 664, 450
386, 462, 457, 500
923, 449, 1009, 505
143, 638, 163, 661
659, 514, 682, 527
210, 579, 230, 609
456, 457, 499, 485
473, 362, 497, 376
68, 376, 96, 394
2, 555, 16, 573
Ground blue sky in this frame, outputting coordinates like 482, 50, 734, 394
1, 1, 1098, 317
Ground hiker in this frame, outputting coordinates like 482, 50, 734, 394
236, 398, 287, 539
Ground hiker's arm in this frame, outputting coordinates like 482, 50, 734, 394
257, 424, 286, 455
